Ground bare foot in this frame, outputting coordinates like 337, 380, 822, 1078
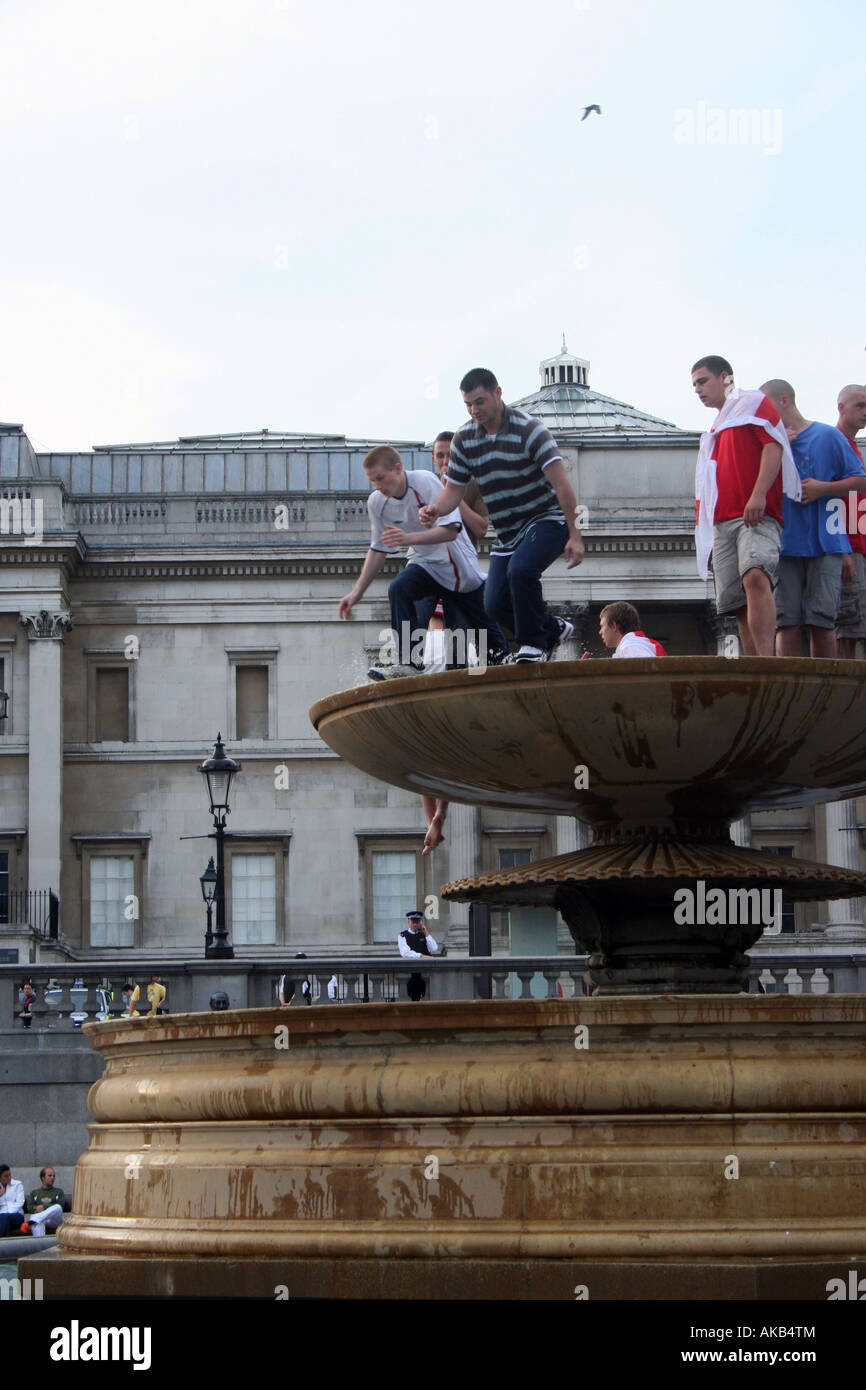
423, 813, 446, 854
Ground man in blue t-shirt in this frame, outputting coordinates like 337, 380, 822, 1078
762, 380, 865, 656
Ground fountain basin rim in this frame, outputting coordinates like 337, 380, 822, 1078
311, 654, 866, 723
81, 994, 866, 1052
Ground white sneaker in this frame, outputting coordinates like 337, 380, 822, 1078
367, 663, 423, 682
547, 617, 575, 658
514, 620, 575, 665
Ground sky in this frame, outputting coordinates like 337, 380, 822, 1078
1, 0, 864, 453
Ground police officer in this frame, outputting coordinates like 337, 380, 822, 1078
398, 909, 439, 1001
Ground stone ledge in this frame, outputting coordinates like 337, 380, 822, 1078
20, 1250, 865, 1301
0, 1234, 57, 1258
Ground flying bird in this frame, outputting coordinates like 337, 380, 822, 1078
580, 104, 601, 121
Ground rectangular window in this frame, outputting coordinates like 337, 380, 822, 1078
236, 665, 269, 740
226, 648, 277, 741
231, 852, 276, 944
492, 848, 532, 954
90, 856, 135, 947
372, 850, 417, 943
0, 851, 8, 923
764, 845, 796, 934
95, 668, 129, 742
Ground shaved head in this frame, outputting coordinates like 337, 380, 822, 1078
837, 384, 866, 440
760, 379, 796, 404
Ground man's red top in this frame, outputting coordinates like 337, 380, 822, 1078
838, 427, 866, 555
712, 397, 784, 524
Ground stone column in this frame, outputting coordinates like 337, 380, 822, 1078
730, 815, 751, 848
21, 610, 72, 910
444, 802, 481, 951
823, 798, 865, 938
555, 815, 591, 853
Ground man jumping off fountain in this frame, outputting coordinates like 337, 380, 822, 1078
692, 356, 800, 656
418, 368, 584, 663
339, 444, 508, 680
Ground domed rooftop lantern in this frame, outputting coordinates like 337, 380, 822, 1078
539, 334, 590, 388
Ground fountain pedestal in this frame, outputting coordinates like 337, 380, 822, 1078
25, 659, 866, 1299
23, 996, 866, 1300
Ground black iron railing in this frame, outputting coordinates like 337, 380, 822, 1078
0, 889, 59, 938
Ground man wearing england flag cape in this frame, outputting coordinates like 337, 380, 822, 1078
692, 355, 801, 656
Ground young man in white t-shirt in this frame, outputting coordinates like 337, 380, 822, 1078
581, 602, 667, 659
338, 444, 509, 679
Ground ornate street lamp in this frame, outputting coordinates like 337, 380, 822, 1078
200, 731, 239, 819
200, 856, 217, 954
199, 734, 240, 959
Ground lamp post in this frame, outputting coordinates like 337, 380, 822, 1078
200, 857, 217, 954
199, 733, 240, 960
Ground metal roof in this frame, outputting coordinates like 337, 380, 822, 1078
509, 382, 684, 436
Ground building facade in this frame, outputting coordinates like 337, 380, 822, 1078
1, 344, 864, 978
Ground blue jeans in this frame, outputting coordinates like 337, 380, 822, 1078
388, 565, 508, 667
484, 520, 569, 648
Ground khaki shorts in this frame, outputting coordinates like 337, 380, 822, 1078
712, 517, 781, 616
775, 554, 844, 629
836, 551, 866, 640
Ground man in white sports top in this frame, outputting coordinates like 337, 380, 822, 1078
581, 601, 667, 658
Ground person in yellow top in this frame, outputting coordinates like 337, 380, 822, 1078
146, 975, 166, 1016
122, 982, 140, 1017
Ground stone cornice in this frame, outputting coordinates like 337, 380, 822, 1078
583, 537, 695, 554
570, 432, 702, 449
71, 832, 152, 858
73, 556, 401, 580
0, 537, 86, 571
1, 531, 697, 579
63, 742, 337, 762
64, 537, 695, 579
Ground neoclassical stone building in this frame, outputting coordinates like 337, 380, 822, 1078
1, 343, 863, 978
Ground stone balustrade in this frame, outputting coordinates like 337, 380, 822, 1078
3, 950, 862, 1029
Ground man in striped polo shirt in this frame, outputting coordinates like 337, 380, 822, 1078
418, 368, 584, 662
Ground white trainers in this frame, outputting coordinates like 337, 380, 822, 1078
548, 617, 574, 657
514, 620, 575, 664
367, 663, 424, 682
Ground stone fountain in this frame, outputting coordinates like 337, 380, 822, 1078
27, 657, 866, 1300
312, 655, 866, 994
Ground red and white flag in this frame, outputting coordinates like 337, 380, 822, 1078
695, 388, 801, 579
